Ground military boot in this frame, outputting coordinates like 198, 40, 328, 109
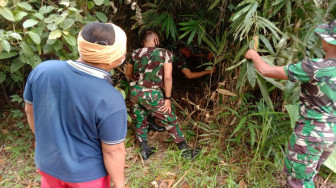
147, 115, 166, 132
177, 141, 200, 160
140, 141, 156, 160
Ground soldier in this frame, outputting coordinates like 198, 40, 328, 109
245, 20, 336, 188
125, 29, 199, 160
146, 45, 216, 132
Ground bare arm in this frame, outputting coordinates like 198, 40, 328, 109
125, 64, 136, 81
102, 142, 126, 188
245, 49, 288, 80
25, 103, 35, 134
160, 62, 173, 113
181, 68, 214, 79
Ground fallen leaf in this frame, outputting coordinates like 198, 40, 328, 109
1, 129, 8, 134
167, 178, 175, 187
220, 160, 228, 166
165, 172, 176, 176
217, 88, 237, 96
151, 181, 159, 188
159, 180, 168, 188
0, 158, 5, 164
182, 183, 191, 188
149, 131, 159, 139
238, 179, 247, 188
25, 182, 39, 188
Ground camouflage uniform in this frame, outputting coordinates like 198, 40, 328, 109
130, 47, 185, 143
284, 58, 336, 188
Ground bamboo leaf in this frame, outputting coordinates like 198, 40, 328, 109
187, 29, 197, 45
263, 76, 286, 91
284, 104, 299, 129
324, 150, 336, 173
0, 72, 5, 83
208, 0, 221, 10
244, 2, 258, 22
179, 29, 193, 40
257, 75, 274, 110
263, 0, 270, 17
238, 0, 257, 7
142, 3, 158, 8
259, 35, 275, 54
327, 0, 336, 13
226, 59, 246, 71
271, 0, 285, 6
231, 4, 253, 21
202, 35, 217, 53
286, 0, 291, 24
247, 61, 256, 88
233, 43, 249, 64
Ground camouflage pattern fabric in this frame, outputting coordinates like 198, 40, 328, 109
284, 58, 336, 187
285, 58, 336, 123
130, 85, 185, 143
284, 121, 335, 188
130, 47, 173, 89
314, 20, 336, 45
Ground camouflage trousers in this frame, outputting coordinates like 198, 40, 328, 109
130, 85, 185, 143
284, 120, 336, 188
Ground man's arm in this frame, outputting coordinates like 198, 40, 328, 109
25, 103, 35, 134
160, 62, 173, 113
125, 63, 136, 81
245, 49, 288, 80
102, 142, 126, 188
181, 68, 214, 79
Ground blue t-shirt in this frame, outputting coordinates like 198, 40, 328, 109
23, 60, 127, 183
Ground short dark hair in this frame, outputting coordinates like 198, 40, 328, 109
81, 22, 115, 46
140, 29, 157, 44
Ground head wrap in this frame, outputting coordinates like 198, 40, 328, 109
315, 20, 336, 45
77, 23, 127, 64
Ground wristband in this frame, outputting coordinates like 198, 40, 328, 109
165, 96, 172, 100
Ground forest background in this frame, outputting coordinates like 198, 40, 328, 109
1, 0, 336, 187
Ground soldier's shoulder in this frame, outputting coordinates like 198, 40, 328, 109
156, 48, 172, 55
132, 48, 142, 53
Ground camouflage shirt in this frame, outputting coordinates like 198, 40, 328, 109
131, 47, 173, 89
285, 58, 336, 122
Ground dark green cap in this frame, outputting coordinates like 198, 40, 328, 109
314, 20, 336, 45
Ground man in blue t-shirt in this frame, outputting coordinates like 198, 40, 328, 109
24, 22, 127, 187
245, 20, 336, 188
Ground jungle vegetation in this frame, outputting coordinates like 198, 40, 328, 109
1, 0, 336, 187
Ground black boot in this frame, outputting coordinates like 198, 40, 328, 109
140, 141, 156, 160
177, 141, 200, 160
148, 116, 166, 132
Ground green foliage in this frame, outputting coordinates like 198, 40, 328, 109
0, 0, 101, 90
325, 150, 336, 173
1, 0, 336, 185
